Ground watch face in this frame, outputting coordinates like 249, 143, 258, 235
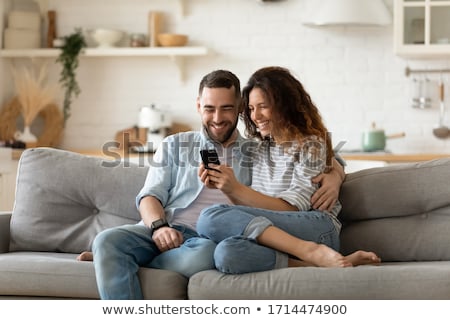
152, 219, 167, 229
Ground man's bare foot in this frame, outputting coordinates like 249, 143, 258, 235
346, 250, 381, 266
299, 242, 352, 268
76, 251, 93, 261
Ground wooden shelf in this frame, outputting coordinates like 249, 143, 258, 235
0, 46, 208, 58
341, 153, 450, 163
0, 46, 208, 81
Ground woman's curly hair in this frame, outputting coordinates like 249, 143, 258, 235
241, 66, 334, 167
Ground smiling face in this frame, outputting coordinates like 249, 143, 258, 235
197, 86, 240, 146
248, 88, 273, 138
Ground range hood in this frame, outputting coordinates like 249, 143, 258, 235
302, 0, 392, 27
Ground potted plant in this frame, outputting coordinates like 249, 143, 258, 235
56, 28, 87, 125
10, 62, 60, 145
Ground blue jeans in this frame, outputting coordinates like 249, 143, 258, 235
196, 204, 339, 274
92, 223, 216, 299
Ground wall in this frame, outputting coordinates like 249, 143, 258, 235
2, 0, 450, 153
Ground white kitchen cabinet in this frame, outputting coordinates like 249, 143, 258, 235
394, 0, 450, 58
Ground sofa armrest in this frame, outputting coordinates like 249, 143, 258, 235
0, 212, 11, 253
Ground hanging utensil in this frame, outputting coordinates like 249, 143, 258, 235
433, 76, 449, 139
412, 75, 432, 109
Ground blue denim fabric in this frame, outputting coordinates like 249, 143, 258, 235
197, 204, 339, 274
92, 224, 216, 299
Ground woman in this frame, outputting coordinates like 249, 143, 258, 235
197, 66, 380, 274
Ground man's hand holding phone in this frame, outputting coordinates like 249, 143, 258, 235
199, 149, 221, 189
199, 149, 240, 195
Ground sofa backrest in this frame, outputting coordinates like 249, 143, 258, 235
10, 148, 148, 253
339, 157, 450, 262
11, 147, 450, 263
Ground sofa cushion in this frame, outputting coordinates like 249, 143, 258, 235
339, 158, 450, 261
339, 158, 450, 221
189, 262, 450, 299
0, 252, 188, 299
10, 148, 148, 253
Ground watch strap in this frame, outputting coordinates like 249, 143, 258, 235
151, 218, 170, 231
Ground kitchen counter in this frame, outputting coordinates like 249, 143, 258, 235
340, 153, 450, 163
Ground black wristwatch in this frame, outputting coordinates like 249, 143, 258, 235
150, 218, 170, 232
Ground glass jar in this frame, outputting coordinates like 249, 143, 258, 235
130, 33, 146, 47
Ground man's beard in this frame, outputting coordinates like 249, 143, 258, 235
204, 119, 238, 144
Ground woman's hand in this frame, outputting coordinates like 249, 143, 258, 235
201, 164, 239, 195
201, 164, 296, 211
198, 163, 245, 201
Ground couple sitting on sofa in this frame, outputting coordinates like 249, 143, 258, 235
78, 67, 379, 299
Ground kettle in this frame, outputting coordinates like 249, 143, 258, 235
137, 104, 172, 152
138, 104, 171, 131
362, 122, 405, 152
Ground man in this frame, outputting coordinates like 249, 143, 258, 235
86, 70, 344, 299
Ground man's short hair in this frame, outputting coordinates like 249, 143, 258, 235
198, 70, 241, 100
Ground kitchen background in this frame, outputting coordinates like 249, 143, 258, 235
1, 0, 450, 153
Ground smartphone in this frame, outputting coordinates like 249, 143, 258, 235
200, 149, 220, 170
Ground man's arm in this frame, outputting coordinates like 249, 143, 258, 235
310, 157, 345, 211
139, 196, 183, 251
139, 196, 166, 228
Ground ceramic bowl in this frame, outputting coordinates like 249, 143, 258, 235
157, 33, 188, 47
91, 29, 124, 48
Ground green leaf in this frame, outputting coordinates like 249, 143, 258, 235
56, 28, 87, 125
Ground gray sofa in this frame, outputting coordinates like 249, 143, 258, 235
1, 147, 450, 299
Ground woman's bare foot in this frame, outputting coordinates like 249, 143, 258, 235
76, 251, 93, 261
288, 258, 313, 267
346, 250, 381, 266
289, 250, 380, 268
299, 242, 352, 268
